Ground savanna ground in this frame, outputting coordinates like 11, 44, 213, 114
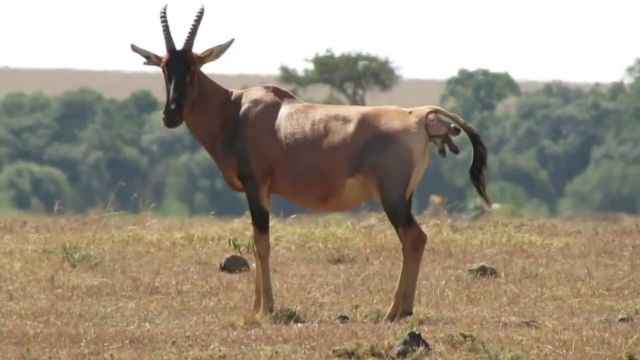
1, 212, 638, 359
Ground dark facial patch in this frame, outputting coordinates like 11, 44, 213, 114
161, 49, 193, 128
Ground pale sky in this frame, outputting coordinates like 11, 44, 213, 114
1, 0, 638, 83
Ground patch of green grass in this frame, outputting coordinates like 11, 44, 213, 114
331, 342, 387, 359
362, 308, 386, 323
271, 307, 305, 325
455, 332, 524, 360
227, 236, 253, 256
61, 243, 104, 269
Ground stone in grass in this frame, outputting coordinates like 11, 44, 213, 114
468, 263, 499, 278
219, 254, 250, 274
392, 330, 431, 358
618, 313, 634, 323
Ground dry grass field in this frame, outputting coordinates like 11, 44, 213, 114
0, 67, 556, 107
1, 212, 638, 359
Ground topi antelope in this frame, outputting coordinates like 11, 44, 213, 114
131, 5, 491, 322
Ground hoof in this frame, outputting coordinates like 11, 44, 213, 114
385, 310, 413, 322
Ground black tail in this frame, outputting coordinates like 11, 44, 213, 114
464, 126, 491, 206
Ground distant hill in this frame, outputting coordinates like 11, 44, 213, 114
1, 67, 567, 107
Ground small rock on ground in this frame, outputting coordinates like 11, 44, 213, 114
468, 263, 499, 278
519, 319, 539, 328
392, 331, 431, 358
618, 313, 634, 323
219, 254, 250, 273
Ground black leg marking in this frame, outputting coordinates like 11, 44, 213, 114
358, 133, 416, 232
240, 177, 269, 234
381, 193, 415, 232
375, 157, 415, 232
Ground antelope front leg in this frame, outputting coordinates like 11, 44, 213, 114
242, 178, 274, 315
252, 225, 273, 315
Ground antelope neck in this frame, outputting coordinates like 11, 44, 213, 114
183, 70, 236, 162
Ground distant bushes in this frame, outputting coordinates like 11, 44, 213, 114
2, 59, 640, 215
0, 162, 71, 212
426, 60, 640, 215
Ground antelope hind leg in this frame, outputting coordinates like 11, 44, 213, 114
380, 193, 427, 322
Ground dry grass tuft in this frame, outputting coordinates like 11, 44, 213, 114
1, 213, 639, 359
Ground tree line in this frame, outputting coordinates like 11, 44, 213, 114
1, 53, 639, 215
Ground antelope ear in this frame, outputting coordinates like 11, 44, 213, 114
130, 44, 163, 66
197, 38, 234, 66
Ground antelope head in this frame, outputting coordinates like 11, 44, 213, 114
130, 5, 234, 128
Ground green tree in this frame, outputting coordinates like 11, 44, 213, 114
123, 90, 159, 117
508, 85, 617, 201
440, 69, 521, 118
139, 110, 200, 163
621, 58, 640, 119
1, 92, 30, 118
161, 152, 245, 215
74, 102, 150, 212
559, 160, 640, 213
624, 58, 640, 83
0, 92, 58, 167
492, 152, 555, 203
51, 88, 104, 143
591, 125, 640, 165
0, 92, 52, 118
0, 162, 71, 212
279, 49, 399, 105
477, 180, 548, 215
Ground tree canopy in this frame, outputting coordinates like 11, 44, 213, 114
424, 63, 640, 214
440, 69, 521, 118
279, 49, 400, 105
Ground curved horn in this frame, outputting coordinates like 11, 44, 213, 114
182, 6, 205, 51
160, 5, 176, 51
